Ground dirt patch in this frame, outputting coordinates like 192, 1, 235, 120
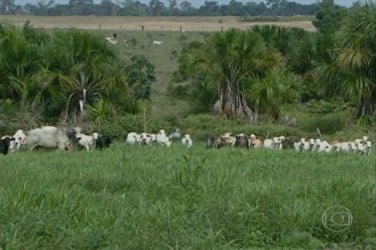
0, 15, 316, 32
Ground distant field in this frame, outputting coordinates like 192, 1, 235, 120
0, 143, 374, 249
0, 15, 316, 31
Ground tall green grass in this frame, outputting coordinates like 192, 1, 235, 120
0, 144, 374, 249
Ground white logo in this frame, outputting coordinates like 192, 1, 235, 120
322, 205, 353, 232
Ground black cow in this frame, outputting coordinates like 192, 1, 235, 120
235, 134, 249, 148
96, 135, 113, 150
0, 137, 15, 155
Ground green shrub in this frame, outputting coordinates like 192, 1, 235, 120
302, 114, 345, 135
93, 114, 173, 139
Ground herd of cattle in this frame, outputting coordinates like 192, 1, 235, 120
207, 133, 372, 155
0, 126, 112, 155
0, 125, 372, 156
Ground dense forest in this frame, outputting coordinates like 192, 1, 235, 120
1, 0, 343, 17
0, 0, 375, 136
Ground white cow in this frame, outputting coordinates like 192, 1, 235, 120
140, 132, 156, 145
105, 37, 118, 45
153, 40, 163, 46
25, 126, 72, 151
73, 128, 98, 151
263, 139, 274, 149
13, 129, 26, 151
156, 129, 172, 147
126, 132, 141, 145
181, 134, 193, 148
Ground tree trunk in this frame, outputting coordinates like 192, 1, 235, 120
212, 82, 254, 120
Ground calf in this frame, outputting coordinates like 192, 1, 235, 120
73, 128, 98, 152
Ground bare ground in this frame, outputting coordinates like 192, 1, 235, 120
0, 15, 316, 32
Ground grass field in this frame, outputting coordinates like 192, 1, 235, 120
0, 15, 316, 31
0, 143, 375, 249
0, 16, 375, 249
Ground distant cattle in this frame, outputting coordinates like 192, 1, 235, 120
153, 40, 163, 46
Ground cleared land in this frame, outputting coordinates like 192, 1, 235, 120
0, 15, 316, 31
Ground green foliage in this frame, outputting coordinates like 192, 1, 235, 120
129, 37, 138, 47
182, 114, 304, 140
249, 69, 300, 120
301, 114, 346, 135
93, 114, 172, 139
312, 0, 347, 33
316, 3, 376, 120
238, 16, 281, 22
125, 54, 156, 101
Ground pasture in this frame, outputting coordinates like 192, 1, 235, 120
0, 15, 375, 249
0, 143, 375, 249
0, 15, 316, 31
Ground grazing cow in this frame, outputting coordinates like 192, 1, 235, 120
181, 134, 193, 148
207, 136, 227, 149
0, 137, 15, 155
168, 128, 181, 141
153, 40, 163, 46
156, 130, 172, 147
282, 137, 294, 149
263, 139, 275, 149
235, 134, 249, 148
73, 128, 98, 151
274, 136, 285, 150
12, 129, 26, 151
317, 140, 333, 153
24, 126, 74, 151
96, 135, 113, 150
220, 133, 236, 147
140, 132, 157, 145
105, 37, 117, 45
358, 141, 372, 155
126, 132, 142, 145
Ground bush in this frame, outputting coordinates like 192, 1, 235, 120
238, 16, 281, 22
93, 115, 174, 139
302, 114, 345, 135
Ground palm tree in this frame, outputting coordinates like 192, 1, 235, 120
36, 30, 127, 123
174, 29, 283, 120
0, 23, 41, 102
249, 68, 300, 120
319, 2, 376, 121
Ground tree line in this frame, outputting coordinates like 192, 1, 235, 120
1, 0, 337, 17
